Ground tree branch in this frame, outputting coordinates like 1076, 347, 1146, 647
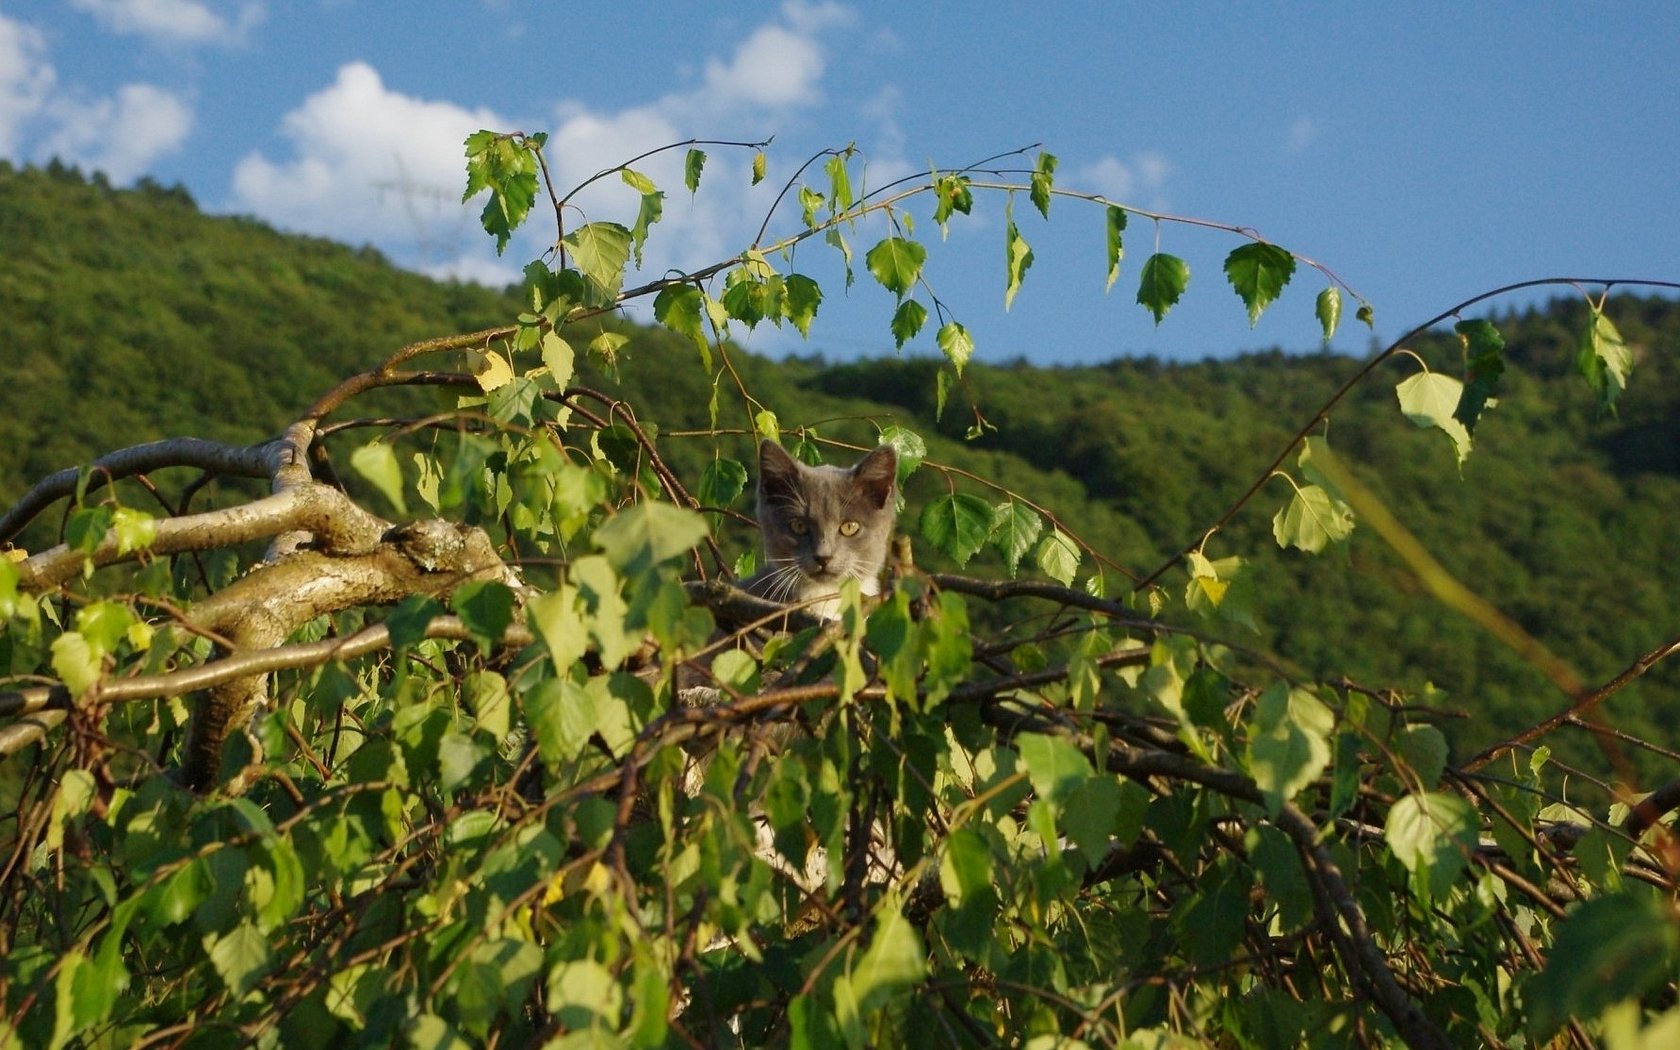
17, 482, 392, 590
1464, 630, 1680, 773
0, 437, 277, 545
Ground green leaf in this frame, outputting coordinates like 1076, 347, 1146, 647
463, 131, 538, 254
1017, 732, 1094, 803
1034, 528, 1080, 585
1527, 893, 1680, 1039
697, 457, 748, 514
76, 600, 133, 653
890, 299, 928, 349
437, 731, 486, 794
522, 678, 580, 765
145, 858, 211, 927
1385, 791, 1478, 889
1104, 206, 1127, 292
1062, 775, 1125, 866
1029, 150, 1057, 219
938, 827, 992, 907
204, 921, 273, 998
826, 227, 855, 287
451, 580, 515, 651
1246, 684, 1333, 813
385, 595, 446, 651
652, 284, 710, 370
936, 322, 974, 376
1272, 483, 1354, 553
847, 902, 925, 1016
1452, 318, 1506, 434
625, 951, 671, 1048
1003, 213, 1034, 310
486, 374, 540, 426
721, 270, 769, 327
628, 188, 663, 268
1395, 370, 1473, 465
932, 174, 973, 232
1136, 252, 1190, 324
65, 505, 113, 555
547, 958, 623, 1031
877, 425, 925, 483
563, 222, 633, 305
51, 949, 86, 1049
619, 167, 656, 195
1223, 242, 1296, 326
350, 441, 407, 516
989, 501, 1043, 578
783, 273, 822, 337
593, 501, 709, 577
1397, 724, 1448, 789
51, 632, 101, 695
683, 148, 705, 194
919, 492, 992, 567
710, 648, 761, 694
1316, 286, 1342, 342
110, 506, 156, 555
1184, 551, 1255, 629
1578, 306, 1633, 413
825, 152, 853, 210
533, 571, 595, 666
751, 149, 766, 185
865, 236, 927, 298
922, 591, 972, 707
254, 837, 306, 933
540, 330, 575, 390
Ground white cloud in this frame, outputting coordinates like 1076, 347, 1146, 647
701, 24, 827, 111
1286, 115, 1317, 154
0, 13, 55, 155
781, 0, 853, 35
231, 62, 505, 250
69, 0, 264, 47
228, 4, 856, 286
420, 253, 522, 289
0, 11, 192, 180
40, 83, 192, 182
1070, 151, 1172, 208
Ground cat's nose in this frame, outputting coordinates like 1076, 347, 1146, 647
811, 552, 831, 571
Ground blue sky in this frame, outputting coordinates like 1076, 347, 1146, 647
3, 1, 1677, 365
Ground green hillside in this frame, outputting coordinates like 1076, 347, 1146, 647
4, 160, 1678, 768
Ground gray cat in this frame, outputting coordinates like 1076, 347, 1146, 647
746, 440, 898, 619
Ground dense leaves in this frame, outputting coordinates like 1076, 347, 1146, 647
0, 148, 1677, 1050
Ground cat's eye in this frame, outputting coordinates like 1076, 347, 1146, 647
788, 518, 809, 535
838, 520, 861, 537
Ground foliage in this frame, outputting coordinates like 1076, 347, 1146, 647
0, 137, 1678, 1050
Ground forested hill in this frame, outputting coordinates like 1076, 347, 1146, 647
5, 161, 1679, 763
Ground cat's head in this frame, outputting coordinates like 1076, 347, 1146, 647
754, 439, 898, 605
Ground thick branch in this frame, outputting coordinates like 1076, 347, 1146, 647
18, 482, 390, 591
0, 710, 67, 758
0, 437, 278, 545
0, 614, 532, 768
179, 520, 514, 791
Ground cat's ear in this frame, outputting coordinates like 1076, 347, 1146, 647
851, 444, 898, 508
758, 440, 802, 495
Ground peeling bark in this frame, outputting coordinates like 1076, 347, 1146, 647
179, 521, 513, 791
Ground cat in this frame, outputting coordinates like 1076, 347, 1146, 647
744, 439, 898, 620
678, 440, 902, 916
